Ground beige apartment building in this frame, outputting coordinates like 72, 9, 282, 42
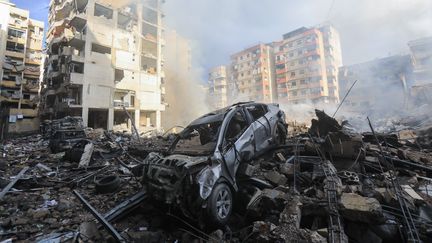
0, 0, 44, 137
229, 44, 275, 103
208, 65, 229, 109
41, 0, 165, 131
274, 25, 342, 105
408, 37, 432, 104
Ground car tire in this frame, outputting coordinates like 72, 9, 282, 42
274, 122, 287, 145
95, 175, 121, 194
207, 183, 233, 225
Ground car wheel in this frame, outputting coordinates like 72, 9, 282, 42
275, 122, 287, 145
207, 183, 233, 225
95, 175, 121, 194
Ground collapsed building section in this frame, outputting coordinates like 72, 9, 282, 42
0, 3, 44, 137
41, 0, 166, 132
1, 106, 432, 242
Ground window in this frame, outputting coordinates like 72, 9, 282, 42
94, 3, 113, 19
245, 105, 267, 121
291, 81, 296, 86
290, 72, 295, 77
8, 28, 25, 38
299, 69, 305, 74
91, 43, 111, 54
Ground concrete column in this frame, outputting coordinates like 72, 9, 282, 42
108, 108, 114, 130
134, 109, 140, 132
156, 110, 161, 130
82, 106, 89, 127
146, 114, 151, 127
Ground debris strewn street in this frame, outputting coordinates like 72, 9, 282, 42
1, 107, 432, 242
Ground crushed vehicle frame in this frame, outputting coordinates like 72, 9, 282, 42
142, 102, 288, 225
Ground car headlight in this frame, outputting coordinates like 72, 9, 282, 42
197, 168, 214, 199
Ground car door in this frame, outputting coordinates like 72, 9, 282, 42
220, 109, 255, 179
245, 104, 272, 154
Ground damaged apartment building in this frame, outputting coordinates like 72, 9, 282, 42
209, 25, 343, 108
338, 55, 413, 114
41, 0, 165, 131
0, 1, 44, 138
207, 65, 229, 109
274, 25, 342, 105
408, 36, 432, 105
229, 44, 276, 104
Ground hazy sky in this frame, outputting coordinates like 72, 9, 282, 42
12, 0, 432, 73
164, 0, 432, 71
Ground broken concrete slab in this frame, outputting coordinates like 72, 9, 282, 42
265, 171, 287, 186
340, 193, 385, 224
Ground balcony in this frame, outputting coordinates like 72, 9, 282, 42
24, 67, 41, 77
5, 50, 25, 59
7, 36, 26, 44
68, 72, 84, 85
113, 100, 131, 108
10, 108, 38, 117
1, 80, 19, 88
69, 10, 87, 30
276, 68, 287, 75
53, 0, 74, 22
8, 18, 28, 29
68, 31, 86, 48
25, 58, 42, 65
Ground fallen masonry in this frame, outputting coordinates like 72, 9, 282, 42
0, 109, 432, 242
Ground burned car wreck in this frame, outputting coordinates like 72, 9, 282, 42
141, 102, 288, 225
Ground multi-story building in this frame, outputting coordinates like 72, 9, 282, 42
162, 29, 200, 129
229, 43, 275, 103
0, 0, 44, 137
274, 25, 342, 105
338, 55, 412, 113
207, 65, 229, 109
408, 37, 432, 104
319, 25, 343, 103
41, 0, 165, 131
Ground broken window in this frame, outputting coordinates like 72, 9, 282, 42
91, 43, 111, 54
7, 28, 25, 38
143, 7, 158, 24
225, 111, 248, 141
245, 104, 267, 121
118, 12, 133, 31
141, 55, 157, 74
70, 62, 84, 74
142, 22, 158, 42
142, 39, 157, 58
115, 69, 125, 82
6, 41, 24, 53
94, 3, 113, 19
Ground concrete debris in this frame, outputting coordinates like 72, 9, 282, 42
340, 193, 384, 224
0, 108, 432, 242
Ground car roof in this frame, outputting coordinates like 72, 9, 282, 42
188, 102, 269, 127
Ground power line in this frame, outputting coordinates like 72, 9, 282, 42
325, 0, 336, 21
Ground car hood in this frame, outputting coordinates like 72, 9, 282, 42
160, 154, 210, 169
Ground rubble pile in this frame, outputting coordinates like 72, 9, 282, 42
1, 110, 432, 242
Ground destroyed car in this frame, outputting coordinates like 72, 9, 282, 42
142, 102, 287, 225
49, 129, 87, 153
